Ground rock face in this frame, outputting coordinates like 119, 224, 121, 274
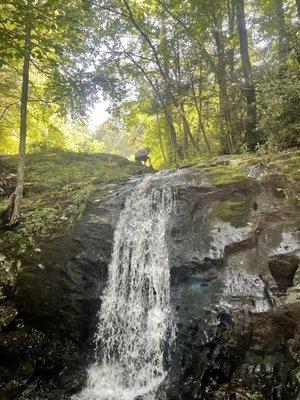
0, 153, 299, 399
0, 153, 146, 399
0, 182, 125, 399
165, 166, 299, 400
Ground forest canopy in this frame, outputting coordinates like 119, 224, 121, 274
0, 0, 299, 169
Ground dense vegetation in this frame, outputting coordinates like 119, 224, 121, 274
0, 0, 299, 218
92, 0, 300, 164
0, 3, 299, 396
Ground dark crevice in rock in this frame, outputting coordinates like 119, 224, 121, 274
269, 254, 299, 291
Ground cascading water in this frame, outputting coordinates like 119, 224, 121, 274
75, 174, 176, 400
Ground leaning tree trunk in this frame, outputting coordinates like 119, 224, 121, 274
296, 0, 300, 19
180, 107, 189, 158
191, 75, 212, 156
11, 0, 33, 222
236, 0, 258, 151
155, 112, 167, 163
163, 100, 181, 164
213, 12, 235, 154
275, 0, 287, 69
227, 0, 236, 78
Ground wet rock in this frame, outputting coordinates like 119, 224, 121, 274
166, 166, 299, 399
285, 261, 300, 325
13, 187, 122, 342
269, 253, 299, 290
0, 185, 124, 399
0, 304, 17, 332
0, 158, 299, 399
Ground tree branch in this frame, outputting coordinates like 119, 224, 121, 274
122, 0, 170, 85
0, 101, 19, 121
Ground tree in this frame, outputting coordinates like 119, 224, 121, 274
12, 0, 33, 222
2, 0, 296, 169
0, 0, 92, 222
235, 0, 258, 151
296, 0, 300, 18
274, 0, 287, 67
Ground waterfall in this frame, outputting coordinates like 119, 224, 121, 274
75, 174, 176, 400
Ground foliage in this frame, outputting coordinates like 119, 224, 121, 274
70, 0, 298, 167
0, 0, 106, 155
258, 66, 300, 150
0, 0, 299, 166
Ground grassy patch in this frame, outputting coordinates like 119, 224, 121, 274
267, 152, 300, 180
0, 152, 147, 290
1, 152, 146, 239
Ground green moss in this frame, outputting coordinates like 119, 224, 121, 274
209, 198, 251, 227
0, 200, 6, 212
203, 164, 248, 186
0, 152, 146, 238
268, 152, 300, 180
176, 156, 206, 168
0, 152, 148, 290
175, 151, 300, 186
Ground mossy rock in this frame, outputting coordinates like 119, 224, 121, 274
0, 152, 147, 239
177, 151, 300, 186
202, 164, 248, 186
267, 152, 300, 180
208, 198, 252, 228
0, 152, 149, 291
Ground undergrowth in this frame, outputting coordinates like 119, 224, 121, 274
0, 152, 147, 291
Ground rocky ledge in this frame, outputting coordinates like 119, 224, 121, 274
166, 154, 300, 400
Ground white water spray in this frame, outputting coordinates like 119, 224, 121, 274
75, 174, 176, 400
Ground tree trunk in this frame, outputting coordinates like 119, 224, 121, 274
124, 52, 180, 164
178, 108, 194, 159
213, 14, 235, 154
199, 121, 212, 156
236, 0, 258, 151
0, 193, 16, 227
156, 112, 167, 163
296, 0, 300, 19
227, 0, 236, 78
124, 4, 181, 163
11, 0, 33, 222
180, 103, 201, 155
163, 101, 180, 164
191, 77, 212, 156
161, 32, 181, 164
181, 117, 189, 158
275, 0, 287, 67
